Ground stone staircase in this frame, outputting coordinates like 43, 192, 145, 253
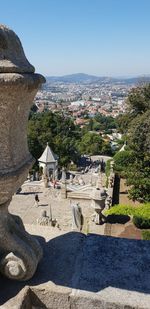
67, 191, 91, 199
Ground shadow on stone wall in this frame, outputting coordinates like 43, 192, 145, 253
0, 232, 150, 305
112, 174, 120, 205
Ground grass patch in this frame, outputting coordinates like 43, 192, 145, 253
105, 204, 135, 216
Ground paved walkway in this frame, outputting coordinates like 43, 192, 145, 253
9, 180, 142, 239
9, 181, 105, 235
9, 184, 73, 231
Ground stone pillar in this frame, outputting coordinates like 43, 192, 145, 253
108, 173, 115, 188
42, 165, 49, 188
96, 172, 103, 189
61, 167, 67, 198
61, 183, 67, 199
70, 173, 73, 184
0, 24, 45, 280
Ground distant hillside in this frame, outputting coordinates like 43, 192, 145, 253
46, 73, 150, 84
46, 73, 100, 83
118, 76, 150, 84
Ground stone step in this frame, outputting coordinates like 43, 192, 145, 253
104, 223, 112, 236
67, 192, 91, 199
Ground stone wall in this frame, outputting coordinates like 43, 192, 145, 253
4, 284, 150, 309
1, 226, 150, 309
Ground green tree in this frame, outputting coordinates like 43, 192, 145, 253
101, 142, 113, 156
114, 84, 150, 202
28, 111, 81, 167
116, 113, 133, 134
78, 132, 103, 155
88, 118, 94, 131
128, 110, 150, 155
126, 84, 150, 116
113, 150, 136, 176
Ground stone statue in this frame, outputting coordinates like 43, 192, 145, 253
37, 210, 52, 226
61, 167, 66, 183
78, 176, 85, 186
74, 175, 79, 185
0, 24, 45, 280
71, 202, 84, 231
70, 173, 73, 184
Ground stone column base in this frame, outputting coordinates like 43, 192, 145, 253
0, 203, 42, 281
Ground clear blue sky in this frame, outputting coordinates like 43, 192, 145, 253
0, 0, 150, 77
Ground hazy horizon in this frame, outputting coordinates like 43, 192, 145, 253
45, 72, 150, 78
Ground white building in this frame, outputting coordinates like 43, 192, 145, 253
38, 143, 58, 179
71, 100, 85, 106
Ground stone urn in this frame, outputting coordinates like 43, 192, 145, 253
91, 188, 107, 224
0, 24, 45, 280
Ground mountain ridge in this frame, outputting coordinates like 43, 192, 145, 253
46, 73, 150, 84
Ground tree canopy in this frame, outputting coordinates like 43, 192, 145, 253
28, 111, 112, 168
114, 84, 150, 202
28, 111, 80, 167
77, 132, 103, 156
126, 84, 150, 116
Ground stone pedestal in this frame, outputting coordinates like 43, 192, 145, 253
61, 183, 67, 199
0, 24, 45, 280
91, 188, 107, 224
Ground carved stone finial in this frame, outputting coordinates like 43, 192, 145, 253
0, 24, 45, 281
0, 24, 34, 73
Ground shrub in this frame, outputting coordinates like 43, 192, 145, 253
133, 216, 150, 229
105, 204, 135, 216
142, 230, 150, 240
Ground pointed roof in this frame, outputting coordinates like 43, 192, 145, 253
119, 142, 127, 152
38, 143, 57, 164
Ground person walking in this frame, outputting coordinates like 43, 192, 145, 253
34, 194, 39, 207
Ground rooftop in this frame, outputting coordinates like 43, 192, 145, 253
38, 143, 57, 164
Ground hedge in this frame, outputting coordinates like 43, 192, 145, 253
133, 216, 150, 229
105, 203, 150, 229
